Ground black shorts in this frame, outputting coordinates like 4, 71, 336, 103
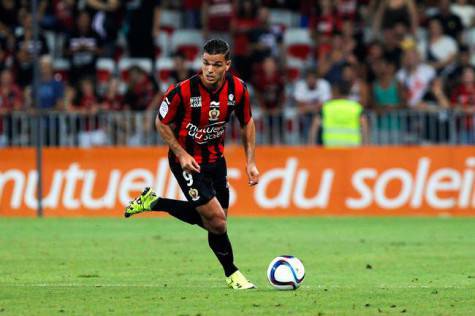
169, 156, 230, 208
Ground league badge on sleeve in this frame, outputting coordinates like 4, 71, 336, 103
160, 97, 169, 118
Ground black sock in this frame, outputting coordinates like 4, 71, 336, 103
150, 198, 203, 227
208, 232, 238, 277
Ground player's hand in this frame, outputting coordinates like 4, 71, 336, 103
246, 163, 259, 186
178, 152, 201, 173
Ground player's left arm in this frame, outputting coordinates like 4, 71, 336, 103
241, 118, 259, 186
236, 82, 259, 186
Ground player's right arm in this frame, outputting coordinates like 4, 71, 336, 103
156, 86, 200, 173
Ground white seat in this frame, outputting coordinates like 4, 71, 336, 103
171, 30, 204, 60
269, 9, 299, 29
52, 58, 70, 81
283, 28, 312, 60
154, 32, 170, 58
96, 58, 116, 84
155, 57, 174, 82
160, 9, 182, 33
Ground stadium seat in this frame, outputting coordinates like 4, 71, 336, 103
154, 32, 170, 59
155, 57, 174, 82
463, 27, 475, 66
284, 28, 312, 61
118, 58, 153, 81
269, 9, 299, 31
285, 58, 304, 82
96, 58, 116, 86
53, 58, 70, 82
171, 30, 204, 61
160, 9, 182, 35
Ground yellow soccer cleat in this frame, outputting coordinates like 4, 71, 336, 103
226, 270, 256, 290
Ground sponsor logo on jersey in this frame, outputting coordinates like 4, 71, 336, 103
210, 101, 220, 107
159, 97, 169, 118
186, 122, 225, 144
188, 188, 200, 201
228, 94, 235, 106
190, 96, 202, 108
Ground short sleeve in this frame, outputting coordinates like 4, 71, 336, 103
235, 83, 252, 127
158, 85, 181, 124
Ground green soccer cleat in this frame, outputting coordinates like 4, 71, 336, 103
226, 270, 256, 290
124, 187, 159, 218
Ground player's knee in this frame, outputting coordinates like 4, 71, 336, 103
208, 214, 227, 234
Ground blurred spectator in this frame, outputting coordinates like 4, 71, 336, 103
372, 0, 418, 36
84, 0, 122, 57
318, 32, 357, 85
52, 0, 76, 34
0, 0, 19, 37
371, 58, 404, 110
125, 0, 161, 60
294, 68, 332, 143
202, 0, 233, 43
252, 56, 285, 144
450, 66, 475, 144
431, 0, 464, 41
101, 77, 123, 111
341, 63, 369, 106
64, 10, 102, 84
310, 0, 342, 39
0, 69, 23, 110
0, 69, 22, 147
231, 0, 259, 80
14, 12, 50, 87
249, 6, 283, 65
124, 65, 159, 111
0, 35, 8, 72
447, 45, 474, 85
169, 51, 194, 84
308, 80, 368, 146
364, 41, 386, 83
396, 47, 435, 108
423, 18, 458, 76
38, 55, 64, 110
451, 0, 475, 28
418, 78, 451, 143
72, 77, 108, 147
183, 0, 203, 29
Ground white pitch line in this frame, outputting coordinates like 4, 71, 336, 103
0, 284, 470, 289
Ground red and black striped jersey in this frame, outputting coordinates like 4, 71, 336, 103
158, 72, 252, 164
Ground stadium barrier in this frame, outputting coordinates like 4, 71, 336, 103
0, 109, 474, 147
1, 146, 474, 217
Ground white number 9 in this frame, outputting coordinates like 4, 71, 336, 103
182, 171, 194, 187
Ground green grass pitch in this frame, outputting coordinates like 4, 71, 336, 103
1, 217, 474, 315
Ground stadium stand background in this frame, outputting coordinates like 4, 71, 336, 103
0, 0, 474, 147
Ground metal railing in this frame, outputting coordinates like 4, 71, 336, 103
0, 109, 474, 147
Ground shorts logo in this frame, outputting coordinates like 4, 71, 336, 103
188, 188, 200, 201
209, 108, 220, 121
191, 97, 202, 108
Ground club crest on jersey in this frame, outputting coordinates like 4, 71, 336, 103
190, 96, 202, 108
209, 108, 220, 121
188, 188, 200, 201
228, 94, 235, 106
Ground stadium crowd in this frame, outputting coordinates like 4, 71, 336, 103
0, 0, 475, 147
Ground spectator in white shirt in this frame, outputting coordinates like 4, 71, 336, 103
423, 18, 459, 76
396, 47, 436, 108
293, 68, 332, 142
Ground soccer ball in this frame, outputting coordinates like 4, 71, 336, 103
267, 255, 305, 290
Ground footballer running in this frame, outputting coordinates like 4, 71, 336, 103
124, 39, 259, 290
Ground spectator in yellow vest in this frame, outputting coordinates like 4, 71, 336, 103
308, 80, 369, 146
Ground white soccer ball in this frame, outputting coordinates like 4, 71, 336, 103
267, 255, 305, 290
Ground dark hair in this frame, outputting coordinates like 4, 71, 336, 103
335, 80, 353, 96
203, 39, 230, 60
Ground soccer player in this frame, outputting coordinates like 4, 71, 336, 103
124, 39, 259, 289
